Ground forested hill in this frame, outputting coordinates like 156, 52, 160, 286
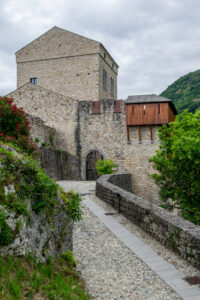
160, 70, 200, 113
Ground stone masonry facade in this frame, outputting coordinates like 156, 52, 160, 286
78, 99, 160, 204
24, 105, 79, 181
8, 83, 78, 156
7, 26, 174, 204
26, 113, 55, 148
16, 27, 118, 101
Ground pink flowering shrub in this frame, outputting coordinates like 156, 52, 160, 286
0, 97, 37, 154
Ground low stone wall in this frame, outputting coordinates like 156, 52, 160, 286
40, 147, 80, 181
26, 113, 80, 181
107, 172, 132, 193
96, 173, 200, 269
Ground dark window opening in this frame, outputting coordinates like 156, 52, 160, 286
111, 78, 114, 96
132, 105, 134, 115
104, 53, 106, 59
30, 77, 38, 85
158, 104, 160, 114
112, 62, 114, 69
103, 69, 107, 89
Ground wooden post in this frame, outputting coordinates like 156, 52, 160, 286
138, 126, 141, 141
127, 126, 130, 142
150, 126, 153, 140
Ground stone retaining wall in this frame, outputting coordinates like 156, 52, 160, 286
26, 113, 80, 180
40, 147, 80, 181
27, 113, 55, 148
96, 173, 200, 269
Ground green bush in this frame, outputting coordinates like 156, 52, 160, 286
0, 209, 13, 246
61, 250, 76, 267
96, 159, 116, 175
0, 145, 82, 222
59, 189, 83, 222
0, 97, 37, 155
150, 110, 200, 225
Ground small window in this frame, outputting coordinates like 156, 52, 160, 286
143, 104, 146, 114
30, 77, 38, 85
112, 62, 114, 69
104, 53, 106, 59
111, 78, 114, 96
158, 103, 160, 114
103, 69, 107, 89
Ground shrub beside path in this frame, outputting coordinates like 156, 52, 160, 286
58, 181, 200, 300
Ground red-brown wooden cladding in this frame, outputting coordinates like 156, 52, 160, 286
92, 101, 101, 114
114, 100, 123, 113
168, 105, 176, 123
126, 103, 175, 125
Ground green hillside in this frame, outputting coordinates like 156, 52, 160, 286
160, 70, 200, 113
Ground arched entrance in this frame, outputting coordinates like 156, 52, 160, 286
86, 150, 103, 180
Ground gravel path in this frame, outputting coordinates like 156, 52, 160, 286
58, 181, 200, 300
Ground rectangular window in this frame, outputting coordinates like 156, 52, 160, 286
112, 62, 114, 69
104, 53, 106, 59
111, 78, 114, 96
30, 77, 38, 85
103, 69, 107, 89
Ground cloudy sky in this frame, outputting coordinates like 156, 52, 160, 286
0, 0, 200, 99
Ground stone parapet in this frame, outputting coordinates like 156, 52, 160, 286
96, 173, 200, 269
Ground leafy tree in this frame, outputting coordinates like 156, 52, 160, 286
161, 69, 200, 113
150, 110, 200, 225
96, 159, 116, 175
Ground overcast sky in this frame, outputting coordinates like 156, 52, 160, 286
0, 0, 200, 99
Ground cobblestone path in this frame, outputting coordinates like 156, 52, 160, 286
58, 181, 200, 300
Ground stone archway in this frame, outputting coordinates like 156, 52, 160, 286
86, 150, 103, 180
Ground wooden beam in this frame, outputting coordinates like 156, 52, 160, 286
138, 125, 141, 141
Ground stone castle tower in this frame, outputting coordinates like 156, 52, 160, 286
16, 26, 118, 101
8, 26, 177, 204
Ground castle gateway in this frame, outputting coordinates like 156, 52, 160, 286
8, 26, 177, 204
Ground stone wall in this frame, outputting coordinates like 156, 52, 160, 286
79, 99, 160, 204
99, 44, 118, 100
40, 147, 80, 181
108, 172, 132, 193
8, 86, 161, 202
96, 174, 200, 269
17, 55, 100, 101
16, 26, 99, 63
16, 26, 118, 101
8, 83, 78, 156
27, 111, 79, 180
26, 113, 55, 147
25, 112, 80, 180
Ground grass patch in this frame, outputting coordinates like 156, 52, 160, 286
0, 253, 89, 299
